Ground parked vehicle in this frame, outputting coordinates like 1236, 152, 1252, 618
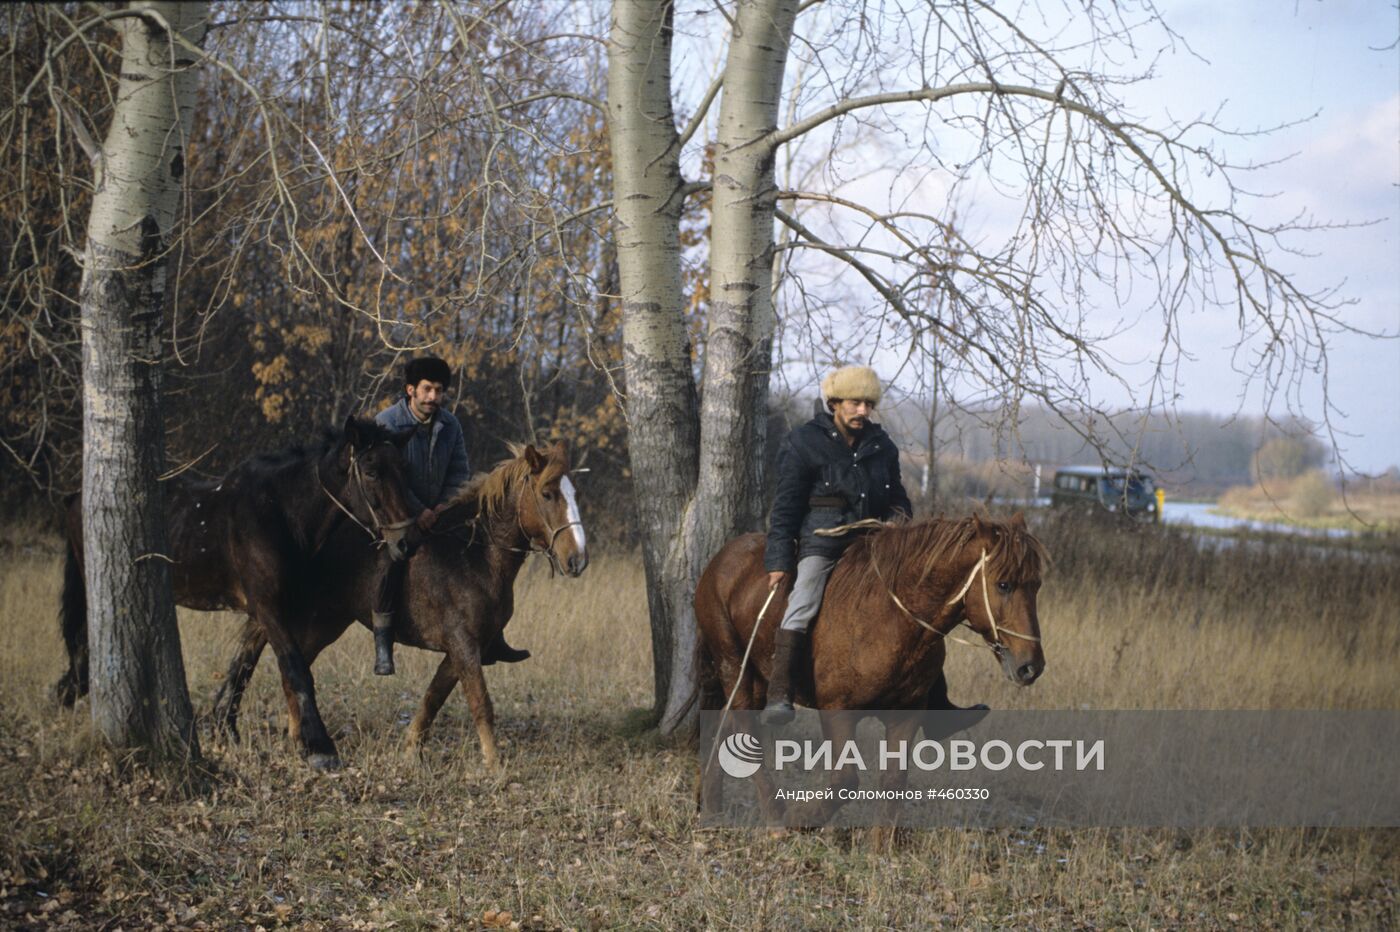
1051, 466, 1158, 518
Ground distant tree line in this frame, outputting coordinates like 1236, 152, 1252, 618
867, 400, 1330, 498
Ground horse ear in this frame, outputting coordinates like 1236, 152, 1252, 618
523, 444, 546, 473
971, 513, 986, 536
1011, 510, 1027, 530
343, 415, 363, 450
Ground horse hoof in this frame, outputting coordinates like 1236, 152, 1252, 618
761, 706, 796, 727
307, 753, 342, 772
52, 684, 76, 708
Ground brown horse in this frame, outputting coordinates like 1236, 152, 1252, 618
209, 440, 588, 771
695, 512, 1048, 821
54, 417, 417, 768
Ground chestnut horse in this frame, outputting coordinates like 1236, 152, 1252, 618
695, 512, 1048, 821
209, 441, 588, 771
54, 417, 417, 768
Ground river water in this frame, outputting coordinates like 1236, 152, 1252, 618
1158, 501, 1355, 539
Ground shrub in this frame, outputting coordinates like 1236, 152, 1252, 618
1289, 469, 1336, 518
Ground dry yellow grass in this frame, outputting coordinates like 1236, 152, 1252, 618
1218, 478, 1400, 532
1, 514, 1397, 928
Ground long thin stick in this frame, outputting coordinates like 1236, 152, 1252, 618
703, 583, 780, 775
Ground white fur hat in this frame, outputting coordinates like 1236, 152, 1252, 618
821, 365, 882, 406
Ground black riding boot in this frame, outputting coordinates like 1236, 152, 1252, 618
373, 552, 409, 676
372, 612, 396, 676
481, 632, 531, 666
762, 629, 807, 725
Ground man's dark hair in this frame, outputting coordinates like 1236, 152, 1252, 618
405, 356, 452, 389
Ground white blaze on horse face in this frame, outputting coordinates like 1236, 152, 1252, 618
560, 475, 587, 555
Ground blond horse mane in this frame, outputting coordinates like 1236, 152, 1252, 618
447, 442, 568, 524
825, 513, 1049, 610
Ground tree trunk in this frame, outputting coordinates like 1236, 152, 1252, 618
607, 0, 799, 735
698, 0, 797, 541
607, 1, 702, 733
81, 1, 206, 760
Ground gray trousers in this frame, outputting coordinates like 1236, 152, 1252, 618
779, 554, 840, 632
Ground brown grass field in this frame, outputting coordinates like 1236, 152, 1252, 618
2, 511, 1397, 929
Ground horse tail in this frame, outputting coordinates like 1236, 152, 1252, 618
695, 631, 724, 714
52, 517, 89, 706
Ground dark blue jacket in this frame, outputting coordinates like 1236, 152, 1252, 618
763, 411, 913, 573
374, 398, 471, 513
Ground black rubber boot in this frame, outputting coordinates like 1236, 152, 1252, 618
481, 632, 531, 667
762, 629, 807, 725
372, 612, 396, 676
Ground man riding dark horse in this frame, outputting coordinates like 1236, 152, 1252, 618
762, 365, 916, 721
371, 356, 529, 674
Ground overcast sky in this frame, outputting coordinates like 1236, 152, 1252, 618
1111, 0, 1399, 472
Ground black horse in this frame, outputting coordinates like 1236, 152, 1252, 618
54, 416, 416, 769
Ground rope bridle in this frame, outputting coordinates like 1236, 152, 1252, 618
424, 463, 585, 575
508, 474, 584, 575
316, 445, 413, 547
871, 545, 1041, 653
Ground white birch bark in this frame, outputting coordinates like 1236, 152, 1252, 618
697, 0, 797, 543
607, 0, 800, 734
80, 1, 207, 758
607, 1, 703, 732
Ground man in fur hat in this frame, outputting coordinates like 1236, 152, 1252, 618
762, 365, 913, 721
371, 356, 529, 675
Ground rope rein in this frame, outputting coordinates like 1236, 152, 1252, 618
870, 546, 987, 652
512, 479, 585, 575
872, 542, 1042, 651
316, 446, 413, 546
704, 582, 780, 778
421, 466, 585, 575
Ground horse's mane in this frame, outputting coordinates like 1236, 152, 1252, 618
448, 442, 567, 522
225, 418, 396, 481
826, 513, 1049, 609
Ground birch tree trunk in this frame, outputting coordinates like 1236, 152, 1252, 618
697, 0, 797, 544
80, 1, 206, 759
608, 0, 798, 734
607, 1, 703, 732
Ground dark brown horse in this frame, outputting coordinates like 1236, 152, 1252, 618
209, 440, 588, 771
695, 512, 1048, 820
54, 417, 417, 768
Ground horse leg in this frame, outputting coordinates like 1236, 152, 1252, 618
695, 640, 727, 812
926, 669, 989, 712
52, 537, 89, 707
207, 619, 266, 743
869, 713, 922, 850
795, 713, 861, 828
254, 608, 340, 770
404, 656, 458, 756
445, 635, 498, 771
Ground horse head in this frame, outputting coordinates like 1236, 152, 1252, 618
513, 440, 589, 578
957, 512, 1047, 687
337, 416, 416, 561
